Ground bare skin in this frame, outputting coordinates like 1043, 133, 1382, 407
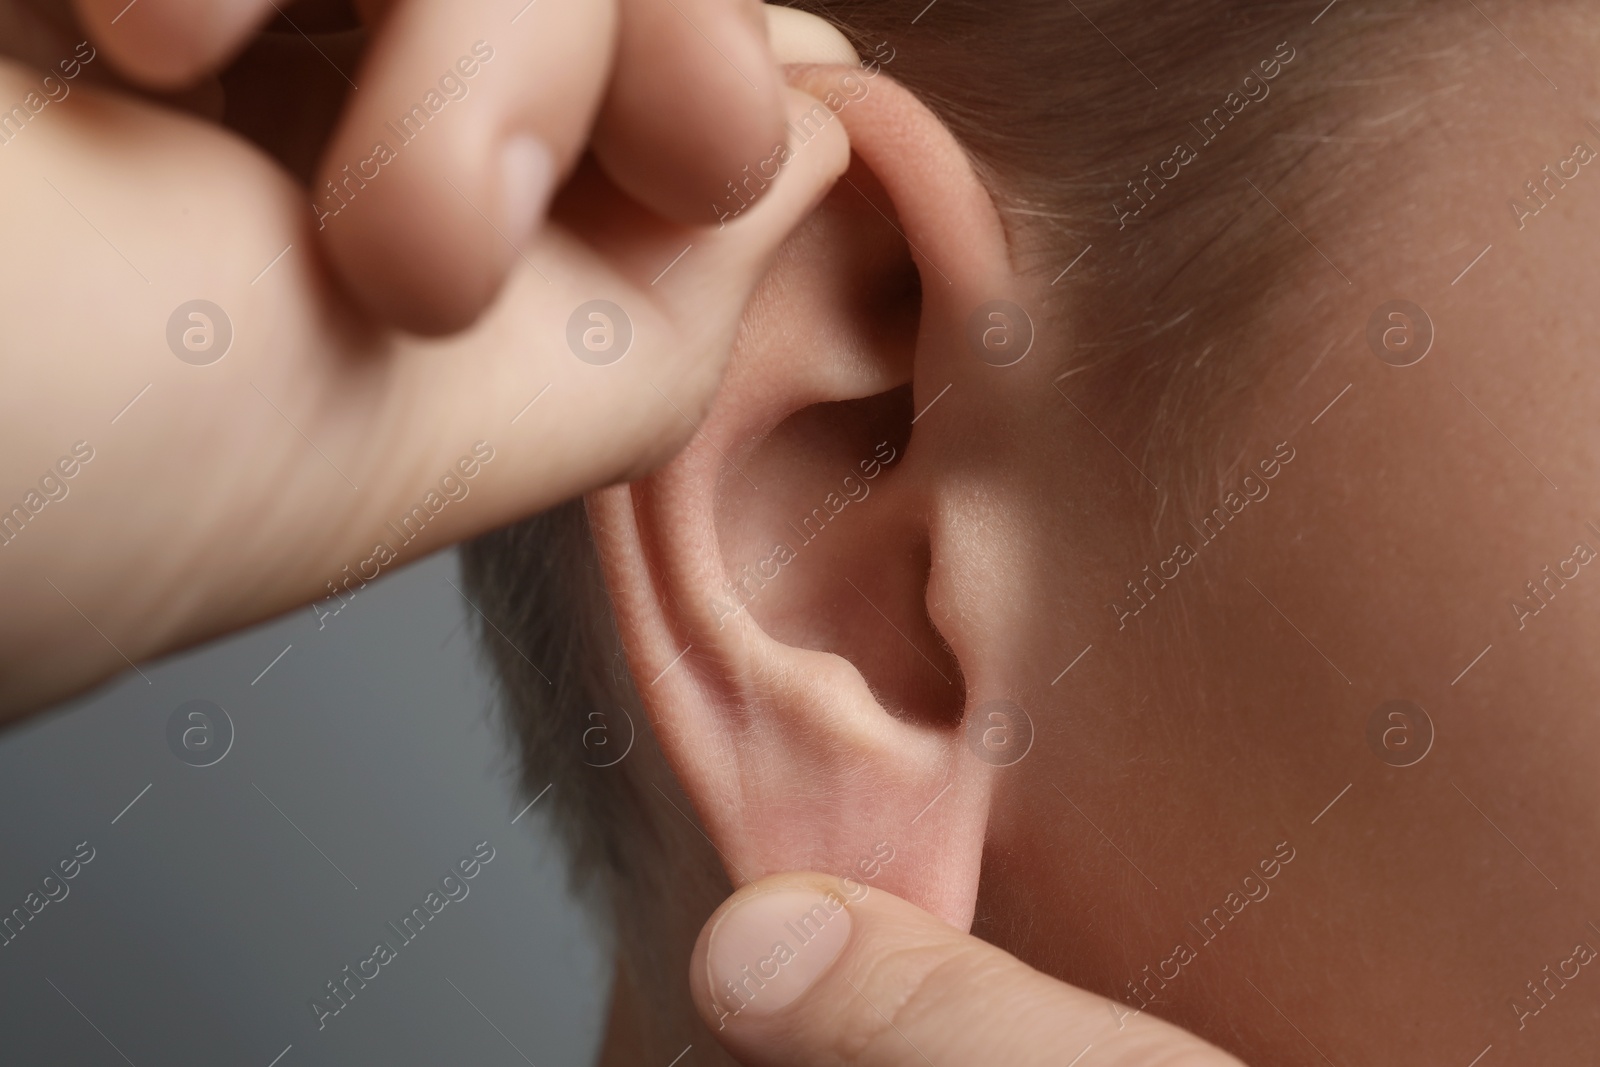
10, 2, 1600, 1066
583, 5, 1600, 1066
0, 0, 838, 715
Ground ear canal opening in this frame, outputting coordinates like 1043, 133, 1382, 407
716, 382, 966, 731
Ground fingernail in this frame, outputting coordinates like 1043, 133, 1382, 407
500, 134, 555, 241
706, 887, 853, 1023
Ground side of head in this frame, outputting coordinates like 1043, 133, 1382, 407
468, 2, 1600, 1062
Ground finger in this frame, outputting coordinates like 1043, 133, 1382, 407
0, 58, 844, 717
71, 0, 351, 88
312, 0, 619, 335
589, 0, 786, 229
689, 873, 1246, 1067
358, 82, 852, 528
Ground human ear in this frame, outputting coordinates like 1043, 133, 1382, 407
587, 52, 1055, 931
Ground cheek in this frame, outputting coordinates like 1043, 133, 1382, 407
957, 25, 1600, 1064
976, 175, 1600, 1055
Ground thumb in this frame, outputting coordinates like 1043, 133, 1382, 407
690, 873, 1245, 1067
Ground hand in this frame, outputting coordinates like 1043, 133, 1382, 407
691, 873, 1244, 1066
0, 7, 850, 716
67, 0, 793, 333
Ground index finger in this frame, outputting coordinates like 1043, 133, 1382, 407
589, 0, 788, 228
311, 0, 617, 334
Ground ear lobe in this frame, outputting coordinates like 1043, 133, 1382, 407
588, 67, 1034, 932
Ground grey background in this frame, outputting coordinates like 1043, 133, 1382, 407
0, 549, 609, 1067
